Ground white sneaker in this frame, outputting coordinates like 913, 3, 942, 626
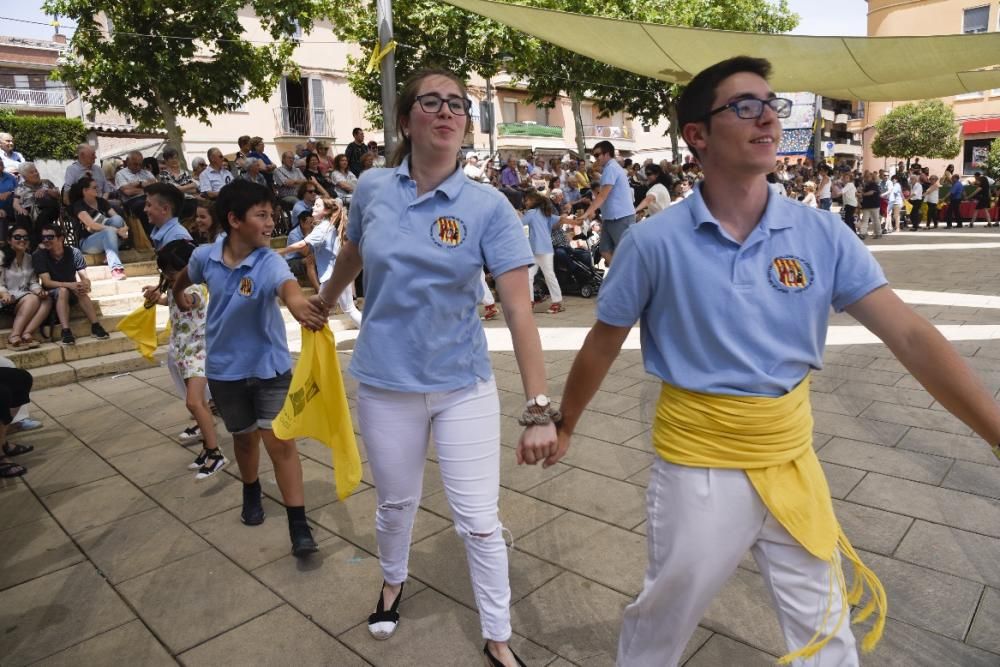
178, 425, 202, 442
195, 450, 228, 480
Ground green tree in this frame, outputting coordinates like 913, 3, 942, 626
872, 100, 962, 167
980, 138, 1000, 182
44, 0, 333, 166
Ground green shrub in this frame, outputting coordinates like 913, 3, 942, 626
0, 110, 88, 160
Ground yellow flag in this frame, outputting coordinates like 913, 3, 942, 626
273, 326, 362, 500
117, 304, 159, 361
366, 40, 397, 74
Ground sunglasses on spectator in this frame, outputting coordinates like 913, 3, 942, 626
10, 234, 29, 241
414, 94, 472, 116
41, 234, 57, 240
305, 189, 317, 193
704, 96, 793, 121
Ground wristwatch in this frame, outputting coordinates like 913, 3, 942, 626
526, 394, 550, 410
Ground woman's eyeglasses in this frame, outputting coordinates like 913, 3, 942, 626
414, 94, 471, 116
10, 234, 29, 241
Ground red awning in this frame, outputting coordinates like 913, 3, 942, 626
962, 118, 1000, 135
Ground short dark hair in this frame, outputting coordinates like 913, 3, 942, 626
156, 239, 196, 275
145, 182, 184, 218
352, 127, 363, 136
40, 222, 64, 237
677, 56, 772, 160
215, 180, 275, 233
297, 210, 313, 225
592, 140, 615, 157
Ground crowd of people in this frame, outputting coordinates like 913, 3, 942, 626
4, 58, 1000, 667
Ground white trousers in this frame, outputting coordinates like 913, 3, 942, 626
479, 270, 495, 307
357, 377, 511, 641
618, 458, 858, 667
528, 253, 562, 303
335, 282, 363, 327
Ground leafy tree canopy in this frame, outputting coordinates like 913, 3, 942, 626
872, 100, 962, 164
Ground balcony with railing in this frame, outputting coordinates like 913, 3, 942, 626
582, 124, 633, 141
0, 87, 65, 110
273, 106, 335, 138
497, 122, 563, 138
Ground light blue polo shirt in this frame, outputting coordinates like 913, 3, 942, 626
291, 200, 310, 227
598, 159, 635, 220
524, 209, 556, 255
150, 217, 193, 251
304, 220, 336, 284
187, 237, 294, 381
347, 158, 533, 392
284, 224, 305, 261
597, 183, 887, 397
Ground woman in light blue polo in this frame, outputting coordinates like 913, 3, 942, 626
522, 190, 564, 313
315, 69, 558, 667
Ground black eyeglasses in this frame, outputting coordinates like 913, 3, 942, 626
704, 97, 793, 121
10, 234, 29, 241
40, 234, 57, 240
305, 189, 317, 194
414, 94, 471, 116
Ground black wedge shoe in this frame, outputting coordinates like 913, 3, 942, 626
483, 642, 527, 667
367, 581, 404, 640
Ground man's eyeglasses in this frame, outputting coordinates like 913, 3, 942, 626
704, 97, 793, 121
40, 234, 57, 240
10, 234, 29, 241
414, 94, 472, 116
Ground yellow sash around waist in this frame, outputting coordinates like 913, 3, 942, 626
652, 377, 886, 664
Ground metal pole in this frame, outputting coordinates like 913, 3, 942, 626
813, 94, 823, 165
376, 0, 397, 154
486, 76, 496, 159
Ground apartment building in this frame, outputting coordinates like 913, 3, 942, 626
0, 34, 67, 117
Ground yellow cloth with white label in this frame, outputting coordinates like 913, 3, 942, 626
652, 377, 886, 663
273, 326, 362, 500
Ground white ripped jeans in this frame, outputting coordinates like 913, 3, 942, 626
528, 253, 562, 303
479, 270, 495, 307
357, 377, 511, 641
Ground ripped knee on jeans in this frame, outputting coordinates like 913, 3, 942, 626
379, 499, 415, 512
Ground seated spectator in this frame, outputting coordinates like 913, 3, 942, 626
247, 136, 277, 188
191, 156, 207, 183
291, 182, 320, 227
0, 365, 34, 477
284, 210, 320, 291
0, 160, 19, 241
115, 151, 158, 235
499, 157, 525, 209
240, 157, 268, 187
13, 162, 61, 246
144, 182, 192, 251
234, 135, 251, 174
274, 151, 307, 212
198, 148, 234, 199
315, 141, 335, 175
158, 147, 199, 219
301, 154, 333, 197
142, 156, 160, 177
635, 164, 673, 219
463, 153, 486, 182
33, 223, 110, 345
330, 154, 357, 204
1, 222, 51, 349
0, 132, 25, 176
367, 140, 385, 168
64, 143, 114, 202
69, 176, 129, 280
360, 152, 375, 173
192, 199, 223, 245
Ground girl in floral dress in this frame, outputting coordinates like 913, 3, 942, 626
156, 239, 227, 480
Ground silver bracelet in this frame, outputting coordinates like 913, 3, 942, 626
518, 407, 562, 427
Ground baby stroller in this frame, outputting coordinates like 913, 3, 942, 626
534, 246, 604, 299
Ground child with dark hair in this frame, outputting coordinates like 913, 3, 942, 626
151, 239, 226, 479
170, 180, 326, 556
144, 182, 192, 251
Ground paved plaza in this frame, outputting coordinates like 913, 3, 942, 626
2, 230, 1000, 666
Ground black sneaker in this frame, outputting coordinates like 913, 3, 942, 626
91, 322, 110, 340
241, 484, 266, 526
188, 447, 211, 470
60, 328, 76, 346
289, 519, 319, 557
195, 449, 228, 481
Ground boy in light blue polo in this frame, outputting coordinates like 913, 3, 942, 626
145, 182, 193, 251
582, 139, 636, 266
171, 179, 326, 558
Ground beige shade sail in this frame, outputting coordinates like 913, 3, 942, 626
440, 0, 1000, 101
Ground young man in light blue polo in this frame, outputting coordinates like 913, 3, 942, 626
550, 56, 1000, 666
171, 180, 327, 557
581, 139, 636, 267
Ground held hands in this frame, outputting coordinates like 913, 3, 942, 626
308, 293, 331, 318
291, 296, 327, 331
517, 422, 561, 467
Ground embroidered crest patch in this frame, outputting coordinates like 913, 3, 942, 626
430, 216, 466, 248
768, 256, 813, 293
238, 276, 254, 296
